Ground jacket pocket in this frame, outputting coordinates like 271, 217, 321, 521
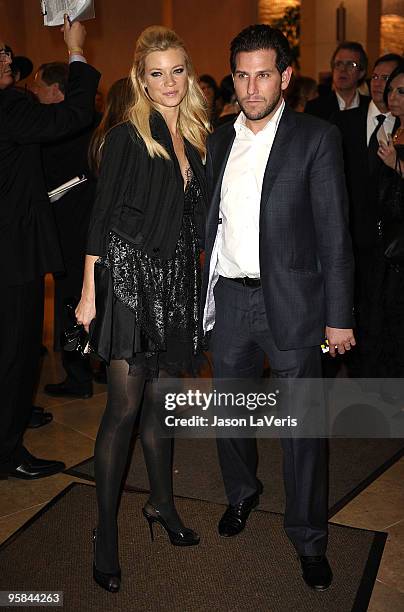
110, 225, 144, 247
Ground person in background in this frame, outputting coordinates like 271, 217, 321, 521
305, 41, 369, 120
214, 74, 239, 128
0, 17, 100, 481
334, 53, 402, 377
286, 75, 318, 112
10, 50, 33, 84
88, 77, 134, 173
366, 62, 404, 378
199, 73, 220, 124
30, 61, 102, 400
75, 26, 209, 593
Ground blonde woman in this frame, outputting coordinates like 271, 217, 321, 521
76, 26, 209, 592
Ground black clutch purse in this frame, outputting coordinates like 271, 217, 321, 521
61, 299, 91, 357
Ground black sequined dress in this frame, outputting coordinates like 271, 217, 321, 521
90, 171, 202, 377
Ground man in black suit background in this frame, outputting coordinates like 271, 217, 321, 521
202, 25, 354, 590
333, 53, 401, 376
305, 41, 370, 121
0, 18, 100, 480
31, 62, 101, 400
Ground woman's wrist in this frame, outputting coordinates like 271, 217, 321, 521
81, 289, 95, 302
68, 47, 84, 55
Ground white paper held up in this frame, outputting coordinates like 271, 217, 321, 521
41, 0, 95, 27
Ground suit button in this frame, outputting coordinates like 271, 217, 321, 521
153, 247, 160, 253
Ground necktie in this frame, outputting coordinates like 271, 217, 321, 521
368, 114, 385, 174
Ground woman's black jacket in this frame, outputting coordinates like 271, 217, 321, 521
87, 112, 207, 259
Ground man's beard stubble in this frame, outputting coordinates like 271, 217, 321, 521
237, 89, 282, 122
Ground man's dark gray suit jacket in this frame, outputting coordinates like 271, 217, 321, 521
201, 104, 354, 351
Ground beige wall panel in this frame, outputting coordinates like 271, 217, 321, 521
173, 0, 257, 82
16, 0, 163, 93
301, 0, 381, 80
1, 0, 27, 53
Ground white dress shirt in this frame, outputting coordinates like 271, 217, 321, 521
203, 100, 285, 332
216, 100, 285, 278
336, 90, 360, 111
366, 99, 396, 146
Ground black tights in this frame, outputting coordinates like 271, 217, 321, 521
94, 360, 183, 573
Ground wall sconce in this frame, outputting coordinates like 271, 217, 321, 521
336, 2, 346, 43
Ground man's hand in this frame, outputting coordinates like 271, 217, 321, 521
326, 326, 356, 357
62, 14, 86, 52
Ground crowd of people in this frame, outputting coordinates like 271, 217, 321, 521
0, 16, 403, 596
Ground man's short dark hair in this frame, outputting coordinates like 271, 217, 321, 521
38, 62, 69, 95
230, 24, 292, 75
374, 53, 403, 70
331, 41, 368, 82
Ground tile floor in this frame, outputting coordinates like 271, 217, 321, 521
0, 276, 403, 611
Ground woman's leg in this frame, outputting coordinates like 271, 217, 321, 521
94, 360, 145, 572
140, 371, 187, 531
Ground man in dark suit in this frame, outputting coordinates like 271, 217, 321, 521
305, 41, 370, 121
333, 53, 401, 376
201, 25, 355, 590
31, 61, 101, 399
0, 18, 100, 480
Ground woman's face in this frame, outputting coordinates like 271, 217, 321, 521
387, 73, 404, 120
143, 48, 188, 110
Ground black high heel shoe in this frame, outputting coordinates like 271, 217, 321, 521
92, 529, 121, 593
142, 505, 200, 547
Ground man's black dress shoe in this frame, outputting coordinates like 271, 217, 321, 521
44, 381, 93, 399
218, 490, 261, 537
300, 555, 333, 591
0, 454, 65, 480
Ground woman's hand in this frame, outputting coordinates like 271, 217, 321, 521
76, 254, 99, 332
75, 295, 96, 333
377, 138, 397, 170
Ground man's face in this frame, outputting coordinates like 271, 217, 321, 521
233, 48, 291, 127
0, 43, 14, 90
332, 49, 365, 93
370, 61, 398, 108
31, 70, 63, 104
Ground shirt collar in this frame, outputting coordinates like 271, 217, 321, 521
336, 89, 360, 110
234, 99, 285, 141
368, 99, 391, 121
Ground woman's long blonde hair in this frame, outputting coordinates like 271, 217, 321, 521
128, 25, 210, 159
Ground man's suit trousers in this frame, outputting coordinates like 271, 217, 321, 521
210, 276, 328, 555
0, 278, 44, 467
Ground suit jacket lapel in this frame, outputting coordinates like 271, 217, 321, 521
211, 127, 236, 209
260, 106, 298, 215
207, 126, 235, 228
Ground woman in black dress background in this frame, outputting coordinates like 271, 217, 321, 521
76, 26, 209, 592
366, 63, 404, 378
